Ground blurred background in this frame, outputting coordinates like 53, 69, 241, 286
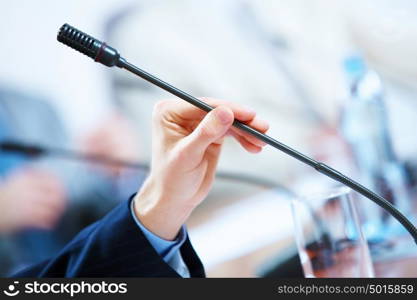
1, 0, 417, 277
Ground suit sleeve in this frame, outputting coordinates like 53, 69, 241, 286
13, 198, 205, 278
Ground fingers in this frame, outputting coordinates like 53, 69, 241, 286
154, 98, 256, 124
230, 118, 270, 148
229, 131, 262, 153
177, 106, 234, 164
25, 206, 62, 229
200, 97, 256, 122
14, 191, 65, 230
26, 173, 66, 207
23, 205, 55, 227
5, 170, 67, 230
154, 98, 270, 154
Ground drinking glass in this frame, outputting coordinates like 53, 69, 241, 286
291, 186, 374, 277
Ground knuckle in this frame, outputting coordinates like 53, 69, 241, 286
169, 145, 188, 163
152, 99, 182, 127
197, 125, 215, 140
152, 99, 171, 117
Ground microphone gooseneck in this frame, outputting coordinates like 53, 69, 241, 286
0, 141, 282, 189
56, 23, 417, 244
0, 141, 45, 157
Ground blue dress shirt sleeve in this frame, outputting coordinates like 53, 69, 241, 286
130, 200, 190, 277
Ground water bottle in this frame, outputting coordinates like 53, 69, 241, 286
340, 56, 412, 242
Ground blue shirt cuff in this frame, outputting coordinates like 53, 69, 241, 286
130, 199, 189, 276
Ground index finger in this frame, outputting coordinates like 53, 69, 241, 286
157, 97, 257, 122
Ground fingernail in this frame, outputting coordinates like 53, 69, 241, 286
215, 107, 233, 125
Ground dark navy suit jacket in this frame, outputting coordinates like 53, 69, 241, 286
14, 199, 205, 278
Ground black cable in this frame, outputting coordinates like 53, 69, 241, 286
0, 141, 284, 190
56, 24, 417, 244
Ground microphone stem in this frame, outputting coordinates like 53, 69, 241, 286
117, 58, 417, 244
118, 59, 318, 167
0, 142, 285, 189
48, 148, 147, 170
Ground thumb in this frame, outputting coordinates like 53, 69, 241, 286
180, 106, 234, 160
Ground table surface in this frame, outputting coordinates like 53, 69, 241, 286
187, 185, 417, 277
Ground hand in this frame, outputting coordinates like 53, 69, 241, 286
134, 98, 269, 240
81, 112, 140, 175
0, 169, 67, 233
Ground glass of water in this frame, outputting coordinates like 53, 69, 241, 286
291, 186, 374, 277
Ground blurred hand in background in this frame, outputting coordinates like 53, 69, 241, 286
0, 168, 66, 233
81, 112, 140, 176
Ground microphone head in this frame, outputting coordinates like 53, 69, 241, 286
57, 23, 121, 67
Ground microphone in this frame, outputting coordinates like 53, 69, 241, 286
0, 141, 280, 189
0, 141, 45, 157
0, 140, 146, 169
57, 24, 121, 67
57, 23, 417, 244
